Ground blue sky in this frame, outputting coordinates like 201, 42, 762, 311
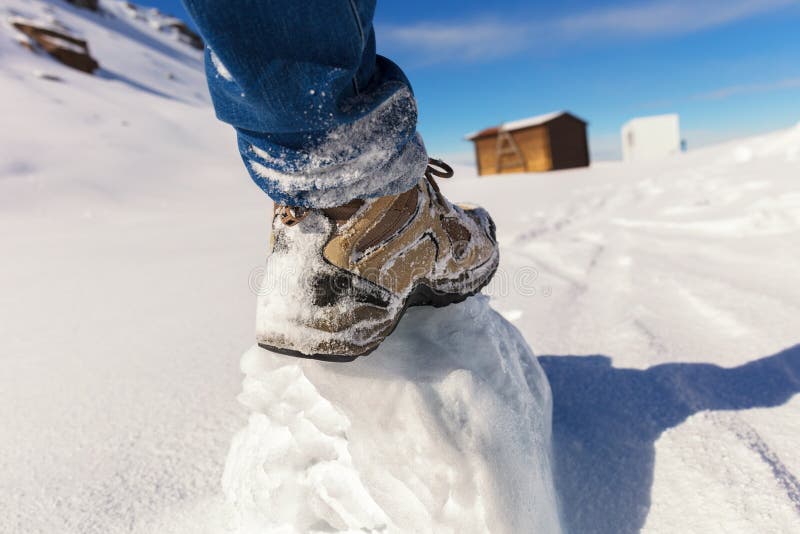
154, 0, 800, 160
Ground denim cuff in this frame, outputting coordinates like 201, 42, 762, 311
240, 86, 428, 208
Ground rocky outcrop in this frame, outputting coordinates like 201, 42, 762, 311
65, 0, 99, 11
118, 2, 204, 51
165, 20, 203, 50
12, 22, 99, 74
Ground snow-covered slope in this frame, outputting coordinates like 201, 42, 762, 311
451, 125, 800, 534
2, 1, 800, 533
0, 0, 228, 216
0, 2, 254, 533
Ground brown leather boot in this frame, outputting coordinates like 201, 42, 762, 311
255, 159, 499, 361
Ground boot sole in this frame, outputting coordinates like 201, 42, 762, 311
258, 260, 498, 362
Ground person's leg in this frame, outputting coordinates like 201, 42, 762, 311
183, 1, 499, 359
181, 0, 428, 208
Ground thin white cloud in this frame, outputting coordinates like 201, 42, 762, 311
693, 77, 800, 100
379, 0, 797, 66
379, 20, 530, 65
559, 0, 796, 37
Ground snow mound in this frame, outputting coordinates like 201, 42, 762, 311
222, 296, 561, 534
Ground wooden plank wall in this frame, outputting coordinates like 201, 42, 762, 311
513, 126, 552, 172
547, 115, 590, 170
474, 126, 553, 175
475, 136, 497, 176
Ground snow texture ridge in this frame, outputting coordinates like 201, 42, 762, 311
225, 297, 561, 534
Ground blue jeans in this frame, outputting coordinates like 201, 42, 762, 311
181, 1, 428, 208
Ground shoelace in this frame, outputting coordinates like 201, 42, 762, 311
275, 205, 308, 227
278, 158, 454, 227
424, 158, 454, 181
423, 158, 453, 206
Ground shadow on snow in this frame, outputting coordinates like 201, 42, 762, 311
539, 344, 800, 534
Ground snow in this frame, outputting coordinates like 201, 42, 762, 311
452, 123, 800, 533
223, 298, 559, 533
251, 209, 404, 355
209, 50, 232, 82
2, 1, 800, 533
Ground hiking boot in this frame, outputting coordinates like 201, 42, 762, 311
255, 159, 499, 361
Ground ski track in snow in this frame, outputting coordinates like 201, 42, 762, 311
720, 414, 800, 514
1, 0, 800, 532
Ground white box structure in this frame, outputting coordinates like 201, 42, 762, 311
621, 114, 681, 161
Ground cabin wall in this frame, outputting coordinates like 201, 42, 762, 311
512, 126, 552, 172
475, 136, 498, 176
547, 116, 590, 170
472, 114, 590, 175
473, 126, 553, 175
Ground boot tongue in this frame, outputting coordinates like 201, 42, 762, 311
322, 199, 365, 225
272, 199, 364, 227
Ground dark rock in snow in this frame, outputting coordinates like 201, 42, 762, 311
13, 22, 100, 74
166, 21, 203, 50
66, 0, 99, 11
35, 72, 64, 82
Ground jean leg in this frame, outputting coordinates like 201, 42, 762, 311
181, 0, 427, 207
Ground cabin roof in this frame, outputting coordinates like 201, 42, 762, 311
465, 111, 587, 140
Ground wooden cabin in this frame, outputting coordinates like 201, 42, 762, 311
466, 111, 590, 176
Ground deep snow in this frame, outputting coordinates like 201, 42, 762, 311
2, 1, 800, 533
224, 299, 558, 533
